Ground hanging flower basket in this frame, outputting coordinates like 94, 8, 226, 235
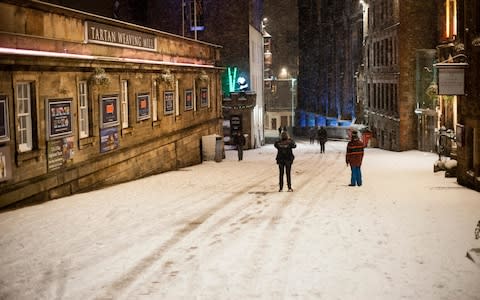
425, 82, 438, 100
158, 70, 174, 87
90, 68, 110, 86
198, 71, 209, 82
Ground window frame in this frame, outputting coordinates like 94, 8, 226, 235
78, 81, 89, 139
15, 82, 33, 152
121, 79, 129, 129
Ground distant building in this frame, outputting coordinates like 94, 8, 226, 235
298, 0, 363, 128
263, 0, 299, 134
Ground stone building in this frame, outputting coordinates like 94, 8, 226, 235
297, 0, 363, 127
0, 0, 223, 207
359, 0, 437, 151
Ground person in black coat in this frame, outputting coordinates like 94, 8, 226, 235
233, 131, 246, 161
317, 126, 328, 153
274, 131, 297, 192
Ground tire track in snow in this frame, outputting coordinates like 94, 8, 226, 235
236, 147, 347, 297
99, 161, 280, 299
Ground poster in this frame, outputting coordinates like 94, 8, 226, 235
200, 87, 208, 107
185, 89, 193, 111
0, 95, 9, 141
101, 95, 120, 127
164, 91, 174, 114
47, 99, 73, 139
0, 145, 12, 181
137, 93, 150, 121
100, 127, 119, 153
47, 136, 74, 171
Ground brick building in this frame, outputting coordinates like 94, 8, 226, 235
0, 0, 223, 207
359, 0, 437, 151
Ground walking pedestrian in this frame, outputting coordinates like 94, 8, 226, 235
233, 131, 246, 161
317, 126, 328, 153
275, 131, 297, 192
345, 130, 364, 186
309, 127, 316, 144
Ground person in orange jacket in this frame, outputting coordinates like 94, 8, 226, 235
346, 130, 364, 186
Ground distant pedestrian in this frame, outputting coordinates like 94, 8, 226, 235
345, 130, 364, 186
233, 131, 246, 161
317, 126, 328, 153
309, 127, 316, 144
275, 131, 296, 192
278, 127, 282, 136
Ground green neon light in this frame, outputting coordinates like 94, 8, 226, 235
227, 67, 238, 93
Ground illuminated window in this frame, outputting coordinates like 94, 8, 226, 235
445, 0, 457, 39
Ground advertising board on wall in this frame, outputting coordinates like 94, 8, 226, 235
46, 99, 73, 140
100, 95, 120, 128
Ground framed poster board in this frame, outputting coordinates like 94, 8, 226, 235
46, 99, 73, 140
47, 136, 74, 171
0, 145, 12, 182
136, 92, 150, 121
184, 89, 193, 111
164, 91, 174, 115
100, 95, 120, 128
0, 95, 9, 142
100, 127, 119, 153
200, 87, 209, 107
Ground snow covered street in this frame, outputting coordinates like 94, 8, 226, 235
1, 140, 479, 299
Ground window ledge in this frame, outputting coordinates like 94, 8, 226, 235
79, 136, 96, 149
122, 127, 134, 136
16, 149, 41, 166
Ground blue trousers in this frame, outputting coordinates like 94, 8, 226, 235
350, 166, 362, 186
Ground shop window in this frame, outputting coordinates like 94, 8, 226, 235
78, 81, 89, 138
15, 82, 35, 152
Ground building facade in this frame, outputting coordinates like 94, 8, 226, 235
0, 0, 223, 207
359, 0, 437, 151
297, 0, 363, 128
